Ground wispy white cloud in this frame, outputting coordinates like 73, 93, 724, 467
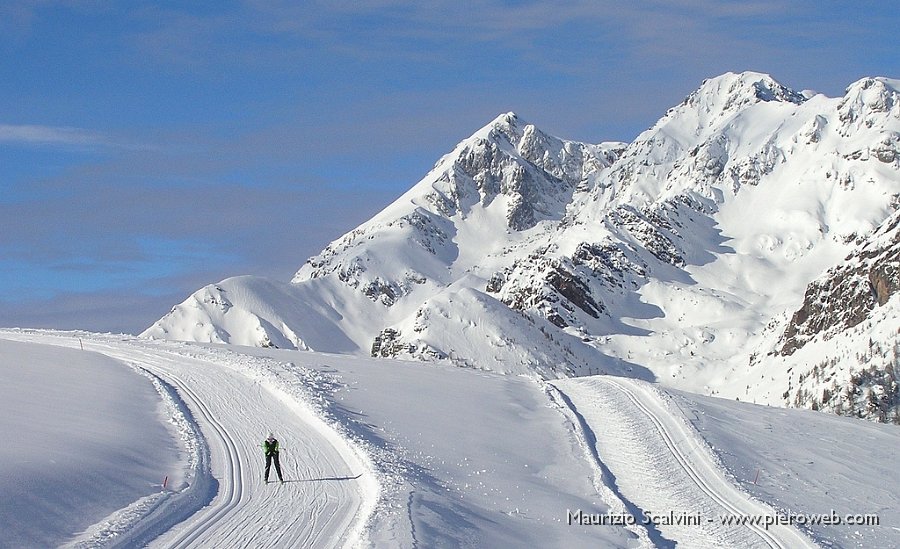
0, 123, 152, 151
0, 123, 108, 146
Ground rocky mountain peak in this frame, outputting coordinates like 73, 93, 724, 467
424, 112, 618, 231
678, 71, 798, 124
838, 77, 900, 128
688, 71, 806, 110
480, 111, 522, 141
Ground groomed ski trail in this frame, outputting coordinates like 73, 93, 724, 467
6, 331, 378, 549
552, 376, 818, 549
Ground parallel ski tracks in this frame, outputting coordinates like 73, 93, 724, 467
601, 378, 788, 549
88, 345, 250, 548
553, 376, 817, 549
162, 371, 245, 549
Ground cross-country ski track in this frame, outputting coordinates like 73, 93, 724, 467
4, 331, 378, 549
552, 376, 818, 549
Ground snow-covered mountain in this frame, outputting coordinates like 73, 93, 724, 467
144, 72, 900, 422
146, 112, 627, 377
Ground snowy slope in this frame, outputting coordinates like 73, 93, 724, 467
429, 73, 898, 419
554, 375, 899, 548
760, 209, 900, 421
142, 276, 358, 352
0, 338, 184, 548
670, 387, 900, 549
1, 330, 378, 549
552, 376, 817, 548
519, 73, 900, 417
5, 330, 650, 548
10, 330, 898, 547
145, 72, 900, 422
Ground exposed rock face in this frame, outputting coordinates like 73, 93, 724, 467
371, 328, 408, 358
776, 211, 900, 424
492, 253, 606, 328
779, 211, 900, 356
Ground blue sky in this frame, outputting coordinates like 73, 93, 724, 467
1, 1, 898, 334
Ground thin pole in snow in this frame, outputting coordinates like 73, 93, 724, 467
753, 469, 760, 485
79, 338, 84, 351
163, 475, 168, 489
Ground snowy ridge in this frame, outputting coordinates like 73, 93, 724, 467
146, 71, 900, 422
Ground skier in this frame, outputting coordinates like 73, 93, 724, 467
262, 432, 284, 483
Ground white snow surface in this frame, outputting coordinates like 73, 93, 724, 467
0, 338, 182, 548
669, 388, 900, 549
1, 330, 378, 549
3, 329, 897, 548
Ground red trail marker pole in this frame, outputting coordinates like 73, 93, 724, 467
163, 475, 169, 489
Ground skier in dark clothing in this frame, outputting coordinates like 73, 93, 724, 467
263, 432, 284, 483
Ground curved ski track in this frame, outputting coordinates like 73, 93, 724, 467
7, 333, 372, 549
553, 376, 817, 549
160, 370, 244, 548
106, 344, 367, 549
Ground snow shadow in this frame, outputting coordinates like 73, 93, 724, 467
659, 194, 737, 279
284, 474, 362, 483
602, 196, 737, 327
553, 388, 677, 549
112, 369, 219, 548
326, 401, 526, 546
583, 352, 658, 383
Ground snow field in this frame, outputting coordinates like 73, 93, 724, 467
0, 337, 183, 548
5, 329, 897, 548
240, 345, 646, 548
670, 388, 900, 548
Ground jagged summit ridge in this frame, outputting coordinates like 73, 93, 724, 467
689, 71, 806, 110
291, 111, 620, 308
